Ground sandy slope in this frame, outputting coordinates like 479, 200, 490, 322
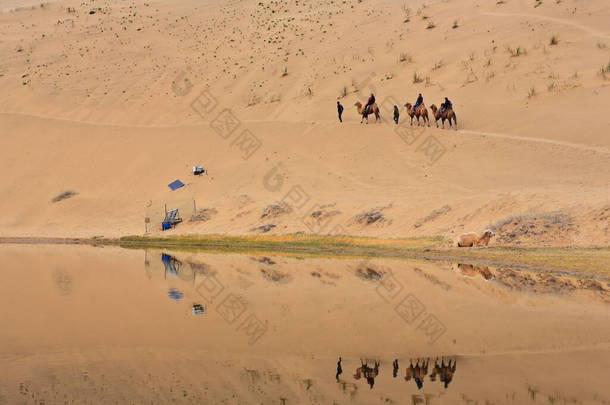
0, 0, 608, 245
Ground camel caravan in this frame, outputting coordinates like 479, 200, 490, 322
347, 92, 458, 129
336, 357, 458, 390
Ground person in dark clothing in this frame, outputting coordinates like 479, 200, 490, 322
440, 97, 452, 113
413, 93, 423, 113
336, 357, 343, 381
393, 105, 400, 124
337, 101, 344, 122
364, 93, 375, 114
392, 359, 399, 378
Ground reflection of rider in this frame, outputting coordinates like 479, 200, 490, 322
364, 93, 375, 114
335, 357, 343, 381
413, 93, 423, 112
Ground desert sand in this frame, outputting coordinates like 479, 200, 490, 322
0, 0, 609, 244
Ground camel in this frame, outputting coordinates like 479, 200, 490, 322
354, 359, 379, 389
405, 358, 428, 389
404, 103, 430, 127
455, 229, 495, 247
454, 263, 494, 280
354, 102, 381, 124
430, 104, 457, 130
434, 358, 456, 389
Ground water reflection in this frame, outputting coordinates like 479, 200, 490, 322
1, 245, 610, 405
353, 359, 380, 389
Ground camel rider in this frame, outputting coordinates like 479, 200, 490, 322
364, 93, 375, 114
413, 93, 423, 113
440, 97, 452, 113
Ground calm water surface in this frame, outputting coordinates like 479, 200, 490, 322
1, 244, 609, 404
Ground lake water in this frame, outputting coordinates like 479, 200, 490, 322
1, 244, 609, 404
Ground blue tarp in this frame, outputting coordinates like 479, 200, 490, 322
167, 288, 183, 300
168, 179, 185, 190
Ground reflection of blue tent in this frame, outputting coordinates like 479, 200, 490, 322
168, 179, 185, 190
162, 209, 182, 230
161, 253, 181, 276
167, 288, 183, 300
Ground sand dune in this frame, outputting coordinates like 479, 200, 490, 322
0, 0, 608, 245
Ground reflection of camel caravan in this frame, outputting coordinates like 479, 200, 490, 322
401, 357, 458, 389
353, 359, 380, 389
346, 357, 458, 390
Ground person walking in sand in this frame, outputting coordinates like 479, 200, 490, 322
393, 105, 400, 124
337, 101, 344, 122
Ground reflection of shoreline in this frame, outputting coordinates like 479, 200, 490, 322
1, 235, 609, 277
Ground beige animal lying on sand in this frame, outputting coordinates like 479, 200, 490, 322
455, 230, 495, 247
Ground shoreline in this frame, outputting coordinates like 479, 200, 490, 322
1, 234, 609, 279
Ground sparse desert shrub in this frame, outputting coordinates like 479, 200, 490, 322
452, 20, 459, 29
597, 43, 607, 49
527, 86, 536, 98
261, 201, 291, 219
247, 94, 261, 106
339, 86, 348, 98
250, 223, 276, 233
414, 205, 451, 228
399, 52, 413, 63
549, 35, 559, 45
426, 21, 435, 30
600, 61, 610, 79
547, 81, 557, 91
190, 208, 217, 222
488, 211, 575, 245
281, 67, 288, 77
52, 190, 77, 203
508, 46, 527, 57
413, 71, 423, 83
432, 60, 443, 70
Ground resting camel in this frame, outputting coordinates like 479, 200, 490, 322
354, 102, 381, 124
454, 263, 494, 280
404, 103, 430, 127
430, 104, 457, 130
455, 229, 495, 247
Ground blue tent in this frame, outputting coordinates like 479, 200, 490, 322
168, 179, 185, 190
